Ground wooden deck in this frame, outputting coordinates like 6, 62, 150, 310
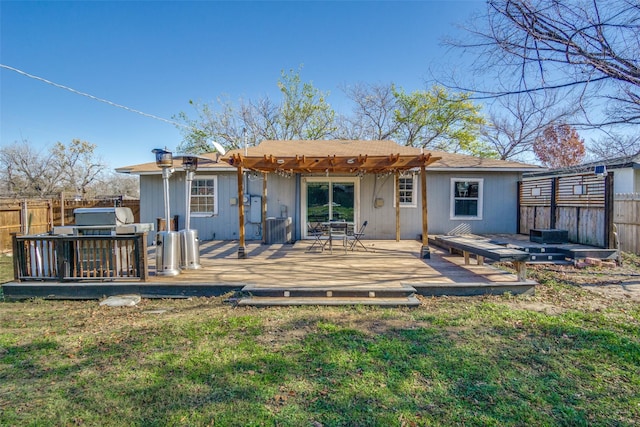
3, 239, 535, 301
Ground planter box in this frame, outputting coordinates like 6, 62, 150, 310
530, 229, 569, 244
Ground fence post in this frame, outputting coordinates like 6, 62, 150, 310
11, 233, 21, 282
550, 177, 558, 229
60, 191, 65, 226
20, 199, 28, 234
604, 173, 615, 248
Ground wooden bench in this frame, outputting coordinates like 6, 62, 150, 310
432, 235, 531, 281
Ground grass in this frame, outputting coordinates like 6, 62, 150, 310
0, 254, 13, 299
1, 259, 639, 426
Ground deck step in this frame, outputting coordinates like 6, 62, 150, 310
240, 284, 416, 299
237, 284, 419, 307
528, 253, 567, 261
237, 295, 421, 307
563, 248, 618, 260
527, 260, 574, 265
411, 281, 535, 297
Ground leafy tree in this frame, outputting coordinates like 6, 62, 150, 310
277, 68, 335, 140
174, 97, 245, 154
175, 68, 335, 154
533, 123, 586, 168
393, 85, 493, 157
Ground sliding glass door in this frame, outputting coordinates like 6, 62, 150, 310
304, 178, 358, 237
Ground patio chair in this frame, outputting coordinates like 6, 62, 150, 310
347, 220, 368, 251
306, 222, 326, 251
328, 220, 348, 253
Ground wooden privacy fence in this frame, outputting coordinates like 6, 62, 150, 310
519, 173, 613, 247
12, 233, 148, 282
614, 193, 640, 255
519, 173, 640, 254
0, 198, 140, 252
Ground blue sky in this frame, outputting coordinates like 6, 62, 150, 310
1, 1, 485, 169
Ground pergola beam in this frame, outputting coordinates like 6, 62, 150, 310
227, 153, 439, 174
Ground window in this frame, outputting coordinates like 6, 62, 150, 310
394, 175, 417, 208
450, 178, 483, 220
190, 176, 218, 216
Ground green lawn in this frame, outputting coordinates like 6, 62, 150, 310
1, 259, 639, 426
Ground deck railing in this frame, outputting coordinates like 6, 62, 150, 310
12, 233, 148, 282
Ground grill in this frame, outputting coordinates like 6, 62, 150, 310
45, 207, 154, 280
52, 207, 154, 236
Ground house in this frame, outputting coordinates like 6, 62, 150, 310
116, 140, 541, 246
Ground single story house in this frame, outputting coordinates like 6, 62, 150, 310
116, 140, 541, 246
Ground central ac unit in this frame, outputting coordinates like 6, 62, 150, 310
264, 217, 292, 244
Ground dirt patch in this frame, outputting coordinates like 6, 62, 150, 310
580, 281, 640, 302
514, 302, 566, 315
527, 255, 640, 303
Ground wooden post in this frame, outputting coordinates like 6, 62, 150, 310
20, 199, 28, 234
11, 232, 20, 281
604, 172, 615, 248
516, 181, 521, 234
60, 191, 65, 226
420, 164, 430, 258
237, 166, 247, 258
137, 232, 149, 281
395, 171, 400, 242
550, 177, 558, 229
262, 172, 268, 244
47, 199, 53, 231
513, 261, 527, 281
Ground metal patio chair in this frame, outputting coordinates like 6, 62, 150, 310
306, 222, 326, 251
328, 220, 348, 253
347, 220, 368, 251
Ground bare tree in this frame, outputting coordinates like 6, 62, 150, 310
450, 0, 640, 126
51, 139, 106, 198
0, 140, 59, 197
481, 91, 578, 160
589, 133, 640, 160
334, 83, 399, 140
0, 139, 106, 198
91, 172, 140, 199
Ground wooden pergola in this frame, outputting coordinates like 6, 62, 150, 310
224, 151, 441, 259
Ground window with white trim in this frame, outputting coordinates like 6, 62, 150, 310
190, 176, 218, 216
450, 178, 483, 219
394, 175, 417, 208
